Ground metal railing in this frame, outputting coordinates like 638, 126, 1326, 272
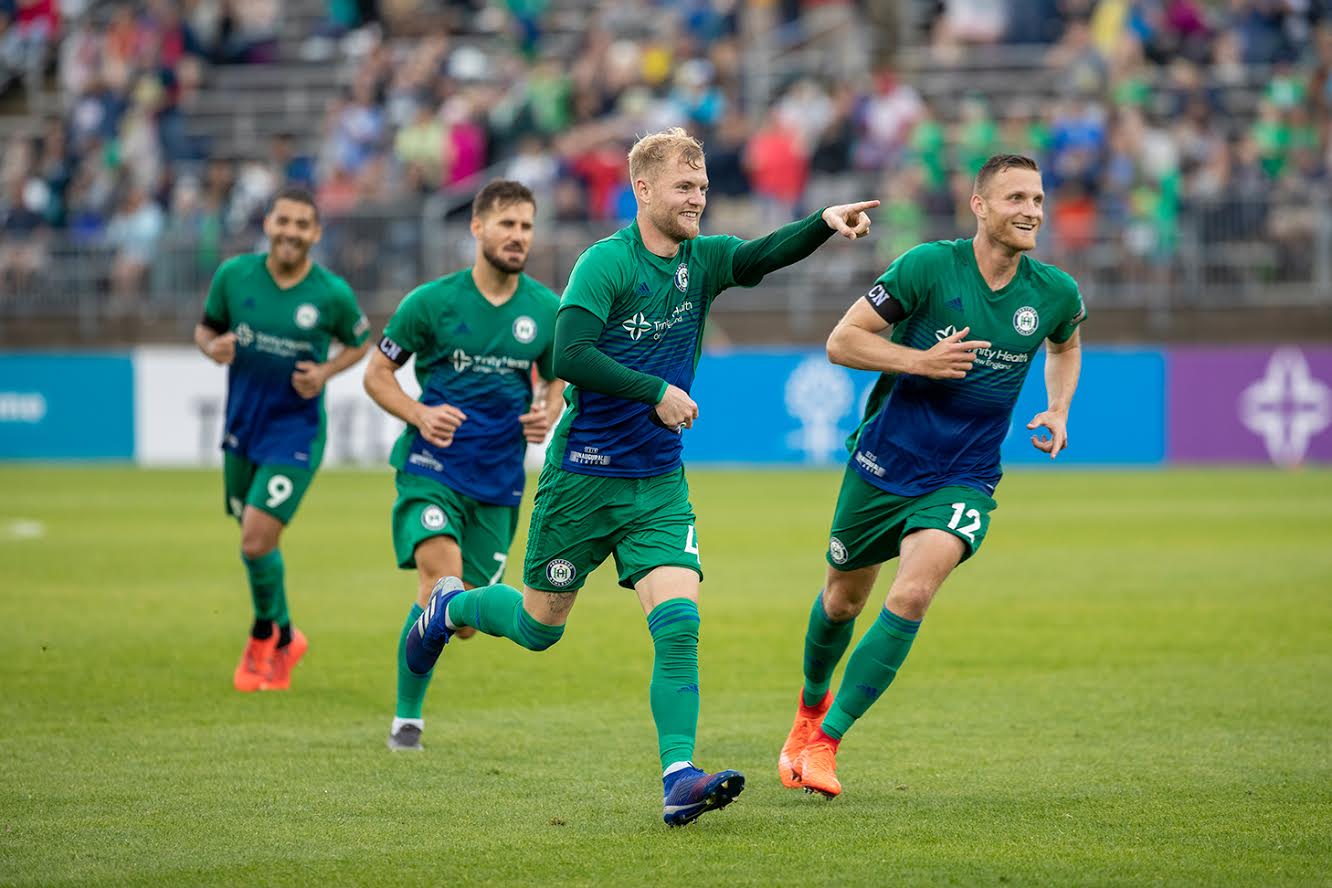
2, 191, 1328, 344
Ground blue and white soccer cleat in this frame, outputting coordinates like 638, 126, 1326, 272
403, 576, 465, 675
662, 766, 746, 827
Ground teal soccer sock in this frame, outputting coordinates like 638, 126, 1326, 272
396, 603, 432, 719
802, 591, 855, 707
446, 584, 565, 651
647, 599, 701, 770
821, 607, 921, 740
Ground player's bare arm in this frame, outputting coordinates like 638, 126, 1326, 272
194, 324, 236, 365
363, 349, 467, 448
1027, 328, 1082, 458
821, 200, 880, 240
518, 379, 567, 444
292, 339, 371, 399
827, 294, 990, 379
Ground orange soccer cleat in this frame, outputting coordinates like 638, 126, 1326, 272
233, 631, 278, 693
260, 627, 308, 691
778, 690, 832, 788
794, 733, 842, 798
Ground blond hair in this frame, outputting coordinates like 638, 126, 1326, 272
628, 127, 705, 184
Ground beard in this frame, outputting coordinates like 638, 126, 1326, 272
989, 219, 1037, 252
271, 237, 310, 269
481, 243, 526, 274
652, 205, 700, 242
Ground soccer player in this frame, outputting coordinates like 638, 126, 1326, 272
363, 180, 564, 752
402, 127, 878, 825
195, 187, 371, 692
777, 153, 1086, 798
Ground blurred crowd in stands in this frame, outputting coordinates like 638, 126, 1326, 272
2, 0, 1331, 302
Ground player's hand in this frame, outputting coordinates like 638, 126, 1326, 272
206, 332, 237, 365
415, 402, 467, 448
291, 361, 330, 399
822, 200, 880, 240
518, 404, 551, 444
911, 326, 991, 379
654, 384, 698, 431
1027, 409, 1069, 459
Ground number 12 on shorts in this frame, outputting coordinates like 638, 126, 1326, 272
948, 502, 981, 542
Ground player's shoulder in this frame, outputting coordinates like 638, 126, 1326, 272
518, 274, 562, 313
215, 251, 263, 279
911, 238, 968, 264
579, 227, 637, 264
403, 268, 469, 304
1021, 254, 1082, 300
309, 262, 358, 302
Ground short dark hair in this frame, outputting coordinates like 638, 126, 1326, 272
472, 179, 536, 218
269, 186, 319, 221
974, 154, 1040, 195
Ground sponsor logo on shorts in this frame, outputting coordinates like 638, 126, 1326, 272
546, 558, 576, 587
1013, 306, 1039, 336
829, 536, 848, 565
421, 505, 447, 530
512, 315, 537, 344
295, 304, 320, 329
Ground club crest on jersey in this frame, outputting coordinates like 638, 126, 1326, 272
512, 315, 537, 344
674, 263, 689, 292
1013, 306, 1039, 336
295, 304, 319, 329
421, 505, 447, 530
829, 536, 848, 565
546, 558, 577, 587
234, 323, 254, 347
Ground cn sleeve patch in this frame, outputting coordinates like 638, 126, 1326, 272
864, 284, 906, 324
379, 335, 411, 365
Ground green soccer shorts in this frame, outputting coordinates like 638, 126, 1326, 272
223, 451, 316, 525
522, 465, 702, 592
391, 470, 520, 588
825, 467, 998, 571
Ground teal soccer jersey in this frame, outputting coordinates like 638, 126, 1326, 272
203, 253, 369, 467
380, 270, 560, 506
548, 220, 749, 477
852, 238, 1086, 497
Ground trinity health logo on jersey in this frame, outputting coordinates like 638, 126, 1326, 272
622, 312, 653, 341
234, 323, 255, 347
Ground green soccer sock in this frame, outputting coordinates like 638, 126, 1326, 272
647, 599, 701, 770
396, 603, 432, 720
821, 607, 921, 740
802, 590, 856, 708
445, 584, 565, 651
242, 550, 285, 626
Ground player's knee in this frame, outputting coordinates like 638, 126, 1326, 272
886, 581, 935, 620
823, 580, 871, 622
240, 535, 276, 560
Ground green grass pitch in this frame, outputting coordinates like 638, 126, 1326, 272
1, 466, 1329, 886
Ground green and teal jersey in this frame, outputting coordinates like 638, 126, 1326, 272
548, 221, 747, 477
852, 238, 1086, 497
381, 269, 560, 507
203, 253, 369, 467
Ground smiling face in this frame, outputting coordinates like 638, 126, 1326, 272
263, 197, 321, 271
972, 166, 1044, 253
472, 198, 535, 274
639, 153, 708, 243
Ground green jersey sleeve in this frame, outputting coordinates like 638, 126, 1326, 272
692, 234, 742, 294
873, 242, 942, 317
381, 285, 432, 355
560, 241, 630, 323
332, 277, 371, 347
203, 257, 237, 329
1047, 272, 1088, 344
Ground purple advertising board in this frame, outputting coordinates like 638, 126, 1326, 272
1167, 346, 1332, 465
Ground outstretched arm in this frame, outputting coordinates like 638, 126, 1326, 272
730, 200, 880, 287
1027, 329, 1082, 458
